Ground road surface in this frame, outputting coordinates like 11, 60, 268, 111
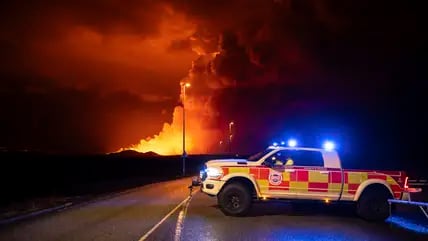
0, 178, 427, 241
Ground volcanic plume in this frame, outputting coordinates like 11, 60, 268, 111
122, 0, 320, 155
122, 46, 223, 155
0, 0, 425, 158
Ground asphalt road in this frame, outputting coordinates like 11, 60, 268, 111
0, 178, 427, 241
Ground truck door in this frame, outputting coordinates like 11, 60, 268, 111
288, 150, 342, 200
256, 150, 297, 198
263, 150, 342, 200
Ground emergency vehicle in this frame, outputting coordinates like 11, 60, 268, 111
195, 140, 421, 221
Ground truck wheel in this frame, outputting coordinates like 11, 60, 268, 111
218, 182, 252, 216
357, 186, 392, 221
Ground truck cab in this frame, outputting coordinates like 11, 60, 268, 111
198, 145, 410, 221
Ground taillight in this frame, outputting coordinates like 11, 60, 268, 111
404, 176, 409, 189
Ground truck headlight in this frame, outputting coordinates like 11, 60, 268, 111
206, 167, 223, 179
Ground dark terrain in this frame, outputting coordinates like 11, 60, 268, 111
0, 151, 236, 219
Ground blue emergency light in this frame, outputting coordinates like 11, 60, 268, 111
287, 139, 297, 147
323, 141, 335, 151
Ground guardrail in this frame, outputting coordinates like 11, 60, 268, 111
388, 183, 427, 220
409, 179, 428, 186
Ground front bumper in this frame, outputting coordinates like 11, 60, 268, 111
191, 167, 225, 196
190, 175, 224, 196
201, 179, 225, 196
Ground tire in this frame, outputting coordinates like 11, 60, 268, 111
217, 182, 252, 216
356, 185, 392, 221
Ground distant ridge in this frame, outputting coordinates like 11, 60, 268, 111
110, 150, 161, 157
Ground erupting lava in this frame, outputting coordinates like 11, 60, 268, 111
121, 82, 221, 155
122, 97, 219, 155
125, 107, 187, 155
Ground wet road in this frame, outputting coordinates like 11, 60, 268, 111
0, 178, 191, 241
183, 191, 428, 241
0, 178, 427, 241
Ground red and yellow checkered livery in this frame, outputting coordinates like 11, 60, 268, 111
200, 146, 414, 220
220, 166, 405, 199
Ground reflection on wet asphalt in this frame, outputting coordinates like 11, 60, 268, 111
0, 178, 192, 241
182, 191, 428, 241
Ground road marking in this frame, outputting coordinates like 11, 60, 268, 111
137, 196, 191, 241
174, 194, 193, 241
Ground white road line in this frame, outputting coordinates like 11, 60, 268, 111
174, 194, 193, 241
137, 196, 190, 241
174, 209, 185, 241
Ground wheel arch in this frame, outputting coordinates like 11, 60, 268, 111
354, 179, 394, 201
221, 174, 260, 198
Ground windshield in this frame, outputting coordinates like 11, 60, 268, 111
247, 148, 274, 161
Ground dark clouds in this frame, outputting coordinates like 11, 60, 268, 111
0, 0, 426, 158
0, 75, 176, 153
177, 0, 427, 165
0, 0, 197, 153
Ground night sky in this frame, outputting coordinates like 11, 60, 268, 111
0, 1, 426, 171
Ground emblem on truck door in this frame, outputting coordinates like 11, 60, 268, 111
269, 170, 283, 185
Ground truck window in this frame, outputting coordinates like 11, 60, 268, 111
272, 150, 324, 167
247, 148, 274, 161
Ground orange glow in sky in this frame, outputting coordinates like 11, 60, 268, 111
121, 91, 221, 155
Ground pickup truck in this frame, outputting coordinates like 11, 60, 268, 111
197, 145, 416, 221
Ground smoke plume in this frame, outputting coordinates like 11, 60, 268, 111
0, 1, 425, 154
